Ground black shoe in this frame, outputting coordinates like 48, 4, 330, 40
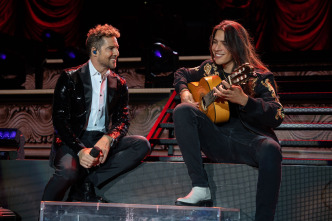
175, 199, 213, 207
67, 181, 108, 203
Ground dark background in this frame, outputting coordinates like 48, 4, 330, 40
0, 0, 331, 89
80, 0, 225, 57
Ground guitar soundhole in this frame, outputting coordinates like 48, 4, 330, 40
201, 97, 207, 111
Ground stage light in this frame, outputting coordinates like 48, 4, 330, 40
42, 30, 65, 59
0, 128, 19, 147
0, 53, 6, 60
44, 32, 52, 39
42, 30, 59, 42
148, 42, 179, 75
0, 128, 25, 160
143, 42, 179, 87
0, 51, 26, 89
153, 49, 162, 58
62, 47, 88, 68
67, 51, 76, 59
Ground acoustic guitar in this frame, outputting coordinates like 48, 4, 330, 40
187, 63, 255, 124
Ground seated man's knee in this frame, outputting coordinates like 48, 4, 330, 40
173, 103, 195, 122
258, 139, 282, 163
173, 103, 192, 114
140, 136, 151, 153
132, 135, 151, 155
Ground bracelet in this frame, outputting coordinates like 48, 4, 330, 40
104, 134, 114, 146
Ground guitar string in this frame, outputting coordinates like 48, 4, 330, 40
206, 66, 229, 105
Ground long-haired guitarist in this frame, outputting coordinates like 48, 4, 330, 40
173, 20, 285, 221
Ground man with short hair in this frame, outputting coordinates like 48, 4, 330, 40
42, 24, 150, 202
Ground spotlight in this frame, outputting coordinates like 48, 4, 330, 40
0, 53, 6, 60
148, 42, 179, 75
67, 51, 76, 59
62, 47, 88, 68
143, 42, 179, 88
153, 49, 162, 58
63, 48, 77, 61
44, 32, 52, 39
0, 128, 25, 160
42, 30, 65, 59
0, 51, 26, 89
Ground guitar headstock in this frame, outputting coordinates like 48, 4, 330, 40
230, 63, 256, 85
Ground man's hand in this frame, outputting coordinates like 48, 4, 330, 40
180, 89, 199, 107
78, 148, 100, 168
94, 135, 113, 164
213, 81, 248, 107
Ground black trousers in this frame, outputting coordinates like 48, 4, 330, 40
42, 131, 150, 201
173, 103, 282, 221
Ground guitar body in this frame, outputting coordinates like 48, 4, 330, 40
188, 75, 230, 124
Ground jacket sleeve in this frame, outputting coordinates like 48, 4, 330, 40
239, 72, 285, 129
52, 72, 86, 153
105, 77, 130, 146
174, 67, 192, 93
173, 66, 207, 93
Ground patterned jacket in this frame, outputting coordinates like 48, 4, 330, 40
173, 59, 285, 142
51, 61, 129, 156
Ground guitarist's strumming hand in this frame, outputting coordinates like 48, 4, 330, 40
180, 89, 199, 108
213, 80, 249, 107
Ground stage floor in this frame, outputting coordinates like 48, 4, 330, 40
0, 160, 331, 221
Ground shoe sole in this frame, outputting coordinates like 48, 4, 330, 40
67, 197, 109, 203
175, 199, 213, 207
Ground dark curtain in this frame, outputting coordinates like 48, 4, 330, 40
0, 0, 83, 47
271, 0, 331, 51
24, 0, 83, 46
0, 0, 331, 51
216, 0, 331, 51
0, 0, 17, 36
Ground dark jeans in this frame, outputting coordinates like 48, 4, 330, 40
42, 132, 150, 201
173, 103, 282, 221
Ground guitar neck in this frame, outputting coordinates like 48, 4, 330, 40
201, 64, 255, 107
204, 77, 228, 104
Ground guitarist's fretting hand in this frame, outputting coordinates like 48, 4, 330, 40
180, 89, 199, 108
213, 80, 249, 107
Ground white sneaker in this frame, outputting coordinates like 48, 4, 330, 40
175, 187, 213, 207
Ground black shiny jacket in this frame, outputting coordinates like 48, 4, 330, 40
173, 60, 285, 143
51, 61, 129, 155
